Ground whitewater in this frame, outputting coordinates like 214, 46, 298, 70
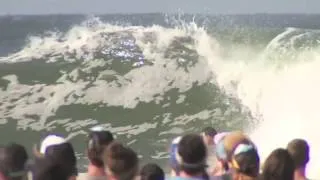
0, 15, 319, 178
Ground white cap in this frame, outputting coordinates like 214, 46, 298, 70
213, 132, 230, 145
90, 125, 104, 132
172, 136, 182, 144
40, 135, 66, 154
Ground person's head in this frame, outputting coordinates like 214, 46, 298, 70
202, 127, 217, 146
33, 134, 66, 157
176, 134, 207, 177
103, 141, 138, 180
223, 131, 253, 161
287, 139, 309, 170
230, 144, 260, 180
140, 163, 164, 180
32, 158, 74, 180
262, 148, 294, 180
87, 129, 114, 167
0, 143, 28, 180
215, 131, 253, 172
33, 134, 77, 177
44, 142, 77, 177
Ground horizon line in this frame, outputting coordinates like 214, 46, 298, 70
1, 12, 320, 17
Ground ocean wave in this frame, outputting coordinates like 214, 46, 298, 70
0, 16, 320, 178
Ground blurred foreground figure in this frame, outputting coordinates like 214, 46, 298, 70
287, 139, 310, 180
0, 143, 28, 180
103, 141, 139, 180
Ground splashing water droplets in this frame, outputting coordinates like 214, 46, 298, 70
0, 17, 320, 178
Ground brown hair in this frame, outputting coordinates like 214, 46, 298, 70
287, 139, 309, 169
231, 144, 260, 178
261, 148, 294, 180
0, 143, 28, 180
87, 131, 114, 167
140, 163, 164, 180
103, 141, 138, 180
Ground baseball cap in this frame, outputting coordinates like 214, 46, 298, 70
33, 134, 66, 156
230, 144, 260, 177
90, 125, 104, 132
215, 131, 254, 161
223, 131, 253, 161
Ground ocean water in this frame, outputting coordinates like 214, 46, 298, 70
0, 13, 320, 178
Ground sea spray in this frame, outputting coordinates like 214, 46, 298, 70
1, 15, 320, 176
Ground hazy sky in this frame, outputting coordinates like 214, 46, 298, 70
0, 0, 319, 15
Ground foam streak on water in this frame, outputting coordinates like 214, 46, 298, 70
0, 18, 224, 169
0, 19, 212, 122
1, 17, 320, 177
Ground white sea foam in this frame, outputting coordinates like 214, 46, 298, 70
198, 27, 320, 179
0, 19, 213, 136
1, 18, 320, 178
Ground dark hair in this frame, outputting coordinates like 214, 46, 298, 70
104, 141, 138, 180
0, 143, 28, 180
32, 158, 70, 180
287, 139, 309, 169
261, 148, 294, 180
140, 163, 164, 180
232, 145, 260, 177
45, 142, 77, 176
178, 134, 207, 177
87, 130, 114, 167
203, 127, 217, 137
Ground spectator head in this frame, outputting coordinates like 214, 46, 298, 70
202, 127, 217, 146
176, 134, 207, 177
216, 131, 253, 162
215, 131, 253, 173
0, 143, 28, 180
262, 148, 294, 180
33, 134, 66, 157
33, 134, 77, 177
44, 142, 78, 177
230, 144, 260, 180
287, 139, 309, 169
140, 163, 164, 180
32, 158, 74, 180
103, 141, 138, 180
87, 128, 114, 167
